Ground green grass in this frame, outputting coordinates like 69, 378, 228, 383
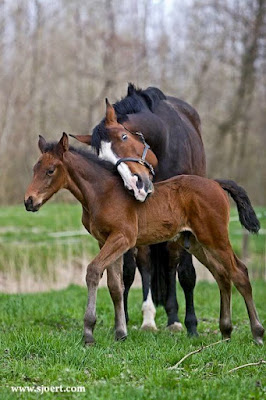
229, 207, 266, 270
0, 203, 99, 277
0, 282, 265, 399
0, 204, 265, 278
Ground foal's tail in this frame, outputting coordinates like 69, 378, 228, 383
215, 179, 260, 233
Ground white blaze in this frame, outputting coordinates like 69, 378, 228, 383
99, 141, 148, 202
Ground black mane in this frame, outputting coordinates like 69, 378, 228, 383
114, 83, 166, 121
43, 142, 117, 174
91, 83, 166, 152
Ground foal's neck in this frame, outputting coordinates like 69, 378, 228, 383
63, 150, 114, 208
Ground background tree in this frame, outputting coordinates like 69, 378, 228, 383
0, 0, 265, 204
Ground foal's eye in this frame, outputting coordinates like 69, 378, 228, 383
46, 168, 55, 176
121, 134, 128, 141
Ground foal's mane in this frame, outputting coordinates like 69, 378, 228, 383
91, 83, 166, 152
43, 142, 117, 174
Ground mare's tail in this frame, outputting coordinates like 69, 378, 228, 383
150, 242, 169, 306
215, 179, 260, 233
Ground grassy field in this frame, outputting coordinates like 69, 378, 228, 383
0, 282, 265, 399
0, 203, 98, 274
0, 204, 265, 282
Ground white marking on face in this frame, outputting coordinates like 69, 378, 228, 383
99, 141, 149, 202
141, 289, 157, 330
99, 141, 118, 164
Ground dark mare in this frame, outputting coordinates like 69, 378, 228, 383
24, 133, 264, 345
72, 85, 206, 335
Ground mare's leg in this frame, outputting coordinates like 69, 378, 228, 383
150, 242, 182, 332
136, 246, 157, 331
123, 249, 137, 324
230, 255, 264, 345
177, 249, 198, 335
165, 242, 183, 331
107, 256, 127, 340
84, 233, 131, 344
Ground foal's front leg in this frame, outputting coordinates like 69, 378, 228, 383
84, 233, 131, 344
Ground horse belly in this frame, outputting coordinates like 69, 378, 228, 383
136, 219, 180, 246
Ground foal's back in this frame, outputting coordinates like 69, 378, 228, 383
136, 175, 230, 247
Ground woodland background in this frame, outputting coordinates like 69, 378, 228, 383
0, 0, 265, 205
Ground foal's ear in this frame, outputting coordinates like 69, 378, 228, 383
56, 132, 69, 158
38, 135, 47, 153
105, 98, 117, 125
69, 133, 92, 146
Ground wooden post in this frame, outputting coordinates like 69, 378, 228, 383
242, 229, 249, 263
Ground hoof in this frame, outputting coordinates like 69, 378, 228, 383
222, 334, 232, 340
115, 330, 127, 341
167, 322, 183, 332
141, 323, 158, 332
254, 337, 264, 346
253, 324, 264, 345
84, 334, 95, 346
188, 329, 199, 337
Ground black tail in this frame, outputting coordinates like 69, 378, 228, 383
150, 242, 169, 306
215, 179, 260, 233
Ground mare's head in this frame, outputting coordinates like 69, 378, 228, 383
71, 100, 158, 202
24, 133, 69, 212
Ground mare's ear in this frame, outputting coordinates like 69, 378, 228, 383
127, 82, 136, 96
56, 132, 69, 158
105, 98, 117, 125
69, 133, 92, 146
38, 135, 47, 153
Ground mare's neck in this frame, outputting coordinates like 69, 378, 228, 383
125, 113, 167, 160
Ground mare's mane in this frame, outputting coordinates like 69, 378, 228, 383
91, 83, 166, 153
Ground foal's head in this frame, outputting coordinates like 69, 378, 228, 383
24, 134, 69, 212
71, 100, 158, 202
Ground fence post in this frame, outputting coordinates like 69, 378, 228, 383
242, 229, 249, 262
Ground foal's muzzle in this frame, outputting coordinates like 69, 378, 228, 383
24, 196, 41, 212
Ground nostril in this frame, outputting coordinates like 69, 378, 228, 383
27, 196, 33, 205
135, 174, 143, 189
24, 196, 33, 210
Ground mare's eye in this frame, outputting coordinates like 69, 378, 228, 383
46, 168, 55, 176
121, 134, 128, 141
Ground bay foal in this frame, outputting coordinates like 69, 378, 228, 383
24, 133, 264, 345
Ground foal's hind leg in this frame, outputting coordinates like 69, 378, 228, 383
187, 239, 233, 339
230, 255, 264, 345
107, 256, 127, 341
202, 245, 264, 343
136, 246, 157, 331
